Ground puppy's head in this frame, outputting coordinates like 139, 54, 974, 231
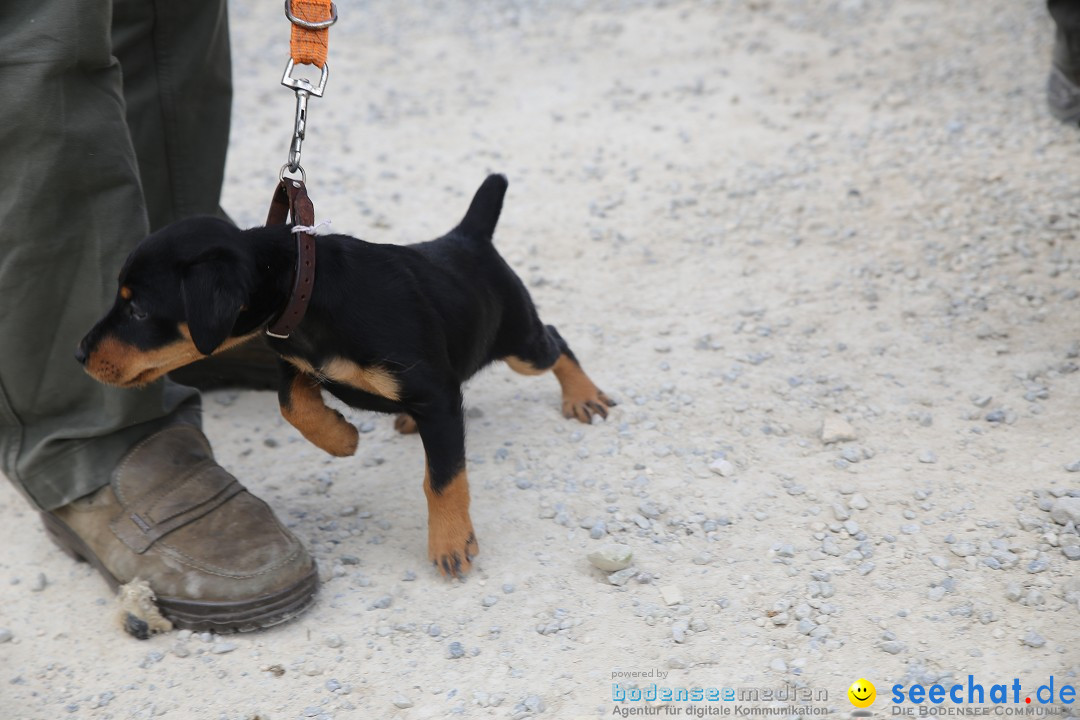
77, 217, 256, 388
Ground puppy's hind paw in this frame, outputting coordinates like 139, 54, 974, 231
562, 388, 616, 424
394, 413, 418, 435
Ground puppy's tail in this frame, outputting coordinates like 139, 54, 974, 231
455, 174, 508, 243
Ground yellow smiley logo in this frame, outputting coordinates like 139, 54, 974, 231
848, 678, 876, 708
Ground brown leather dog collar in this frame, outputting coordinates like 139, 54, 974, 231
265, 179, 317, 339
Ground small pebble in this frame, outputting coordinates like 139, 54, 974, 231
1027, 557, 1050, 574
821, 417, 857, 443
709, 458, 735, 477
659, 585, 684, 605
1049, 497, 1080, 526
848, 494, 870, 510
950, 541, 977, 557
587, 544, 633, 572
1023, 630, 1047, 648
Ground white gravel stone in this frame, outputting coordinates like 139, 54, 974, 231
821, 417, 857, 444
659, 585, 684, 606
587, 544, 633, 572
709, 458, 735, 477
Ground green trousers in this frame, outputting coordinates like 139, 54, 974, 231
0, 0, 232, 510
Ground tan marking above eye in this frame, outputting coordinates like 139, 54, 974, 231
120, 286, 133, 300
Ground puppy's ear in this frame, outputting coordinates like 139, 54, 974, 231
181, 251, 248, 356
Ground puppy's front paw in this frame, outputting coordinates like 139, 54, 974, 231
316, 411, 359, 457
562, 388, 616, 424
428, 522, 479, 579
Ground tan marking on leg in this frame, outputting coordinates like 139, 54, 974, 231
319, 357, 401, 401
279, 373, 359, 457
504, 355, 547, 376
552, 354, 616, 424
394, 413, 418, 434
84, 325, 259, 388
424, 465, 478, 578
282, 355, 317, 375
281, 356, 400, 401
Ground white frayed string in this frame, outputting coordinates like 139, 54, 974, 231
292, 219, 332, 235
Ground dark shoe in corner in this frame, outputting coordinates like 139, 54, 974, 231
43, 424, 317, 632
168, 334, 280, 391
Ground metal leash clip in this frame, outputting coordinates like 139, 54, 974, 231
280, 58, 329, 179
284, 0, 337, 30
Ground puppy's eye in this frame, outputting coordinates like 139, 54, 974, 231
127, 303, 148, 321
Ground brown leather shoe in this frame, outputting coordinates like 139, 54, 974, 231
42, 424, 317, 632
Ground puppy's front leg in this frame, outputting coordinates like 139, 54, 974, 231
278, 360, 359, 457
414, 401, 478, 578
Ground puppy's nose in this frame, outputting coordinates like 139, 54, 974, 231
74, 340, 88, 365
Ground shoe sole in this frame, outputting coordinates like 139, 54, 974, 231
42, 511, 318, 633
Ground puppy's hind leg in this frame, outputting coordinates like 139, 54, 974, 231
505, 325, 616, 424
278, 360, 359, 456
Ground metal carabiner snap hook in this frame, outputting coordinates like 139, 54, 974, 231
281, 59, 329, 173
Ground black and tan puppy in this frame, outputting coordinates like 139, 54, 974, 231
77, 174, 614, 577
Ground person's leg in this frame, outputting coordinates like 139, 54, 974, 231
111, 0, 232, 232
1047, 0, 1080, 123
0, 0, 200, 512
111, 0, 280, 390
0, 0, 317, 631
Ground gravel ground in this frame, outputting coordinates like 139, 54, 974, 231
2, 1, 1079, 718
